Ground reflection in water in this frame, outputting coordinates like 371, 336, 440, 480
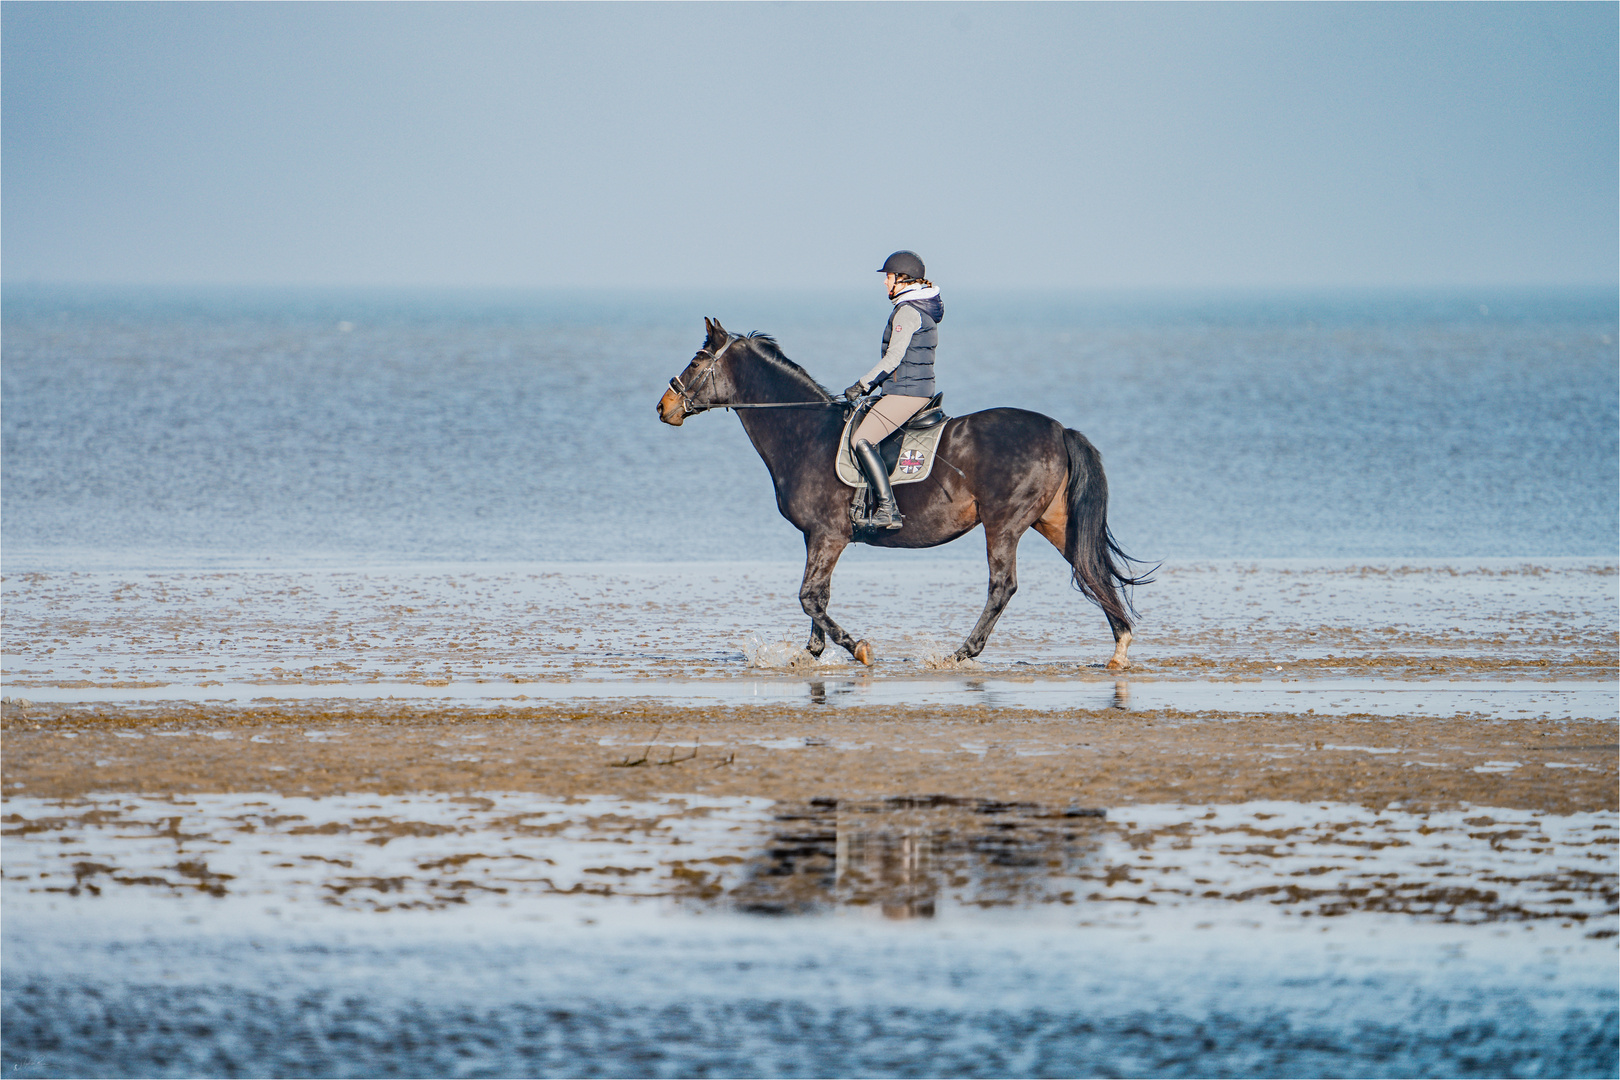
797, 680, 1140, 712
840, 826, 936, 918
11, 794, 1607, 928
729, 796, 1106, 918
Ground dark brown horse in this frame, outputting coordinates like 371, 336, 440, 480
657, 318, 1150, 669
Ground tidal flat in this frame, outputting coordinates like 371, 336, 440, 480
3, 558, 1616, 1077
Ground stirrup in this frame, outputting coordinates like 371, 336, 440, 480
869, 503, 904, 529
848, 493, 904, 530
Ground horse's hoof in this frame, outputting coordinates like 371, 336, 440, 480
853, 640, 874, 666
1106, 657, 1130, 671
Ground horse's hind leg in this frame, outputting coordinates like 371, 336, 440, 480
953, 526, 1021, 661
799, 531, 868, 663
1034, 497, 1133, 671
1105, 613, 1132, 671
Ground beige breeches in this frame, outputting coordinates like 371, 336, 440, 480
852, 394, 930, 447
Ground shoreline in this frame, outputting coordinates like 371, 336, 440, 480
4, 559, 1614, 687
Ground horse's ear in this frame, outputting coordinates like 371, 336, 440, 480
706, 318, 729, 348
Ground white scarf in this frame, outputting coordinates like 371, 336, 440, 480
891, 283, 940, 306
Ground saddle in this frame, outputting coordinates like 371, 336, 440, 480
837, 393, 949, 488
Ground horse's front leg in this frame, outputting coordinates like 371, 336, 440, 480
800, 531, 870, 664
953, 527, 1021, 661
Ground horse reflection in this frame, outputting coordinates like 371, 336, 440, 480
839, 828, 937, 919
727, 796, 1104, 918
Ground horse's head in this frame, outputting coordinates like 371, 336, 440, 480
657, 317, 737, 426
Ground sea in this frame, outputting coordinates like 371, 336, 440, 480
3, 284, 1615, 569
3, 285, 1616, 1078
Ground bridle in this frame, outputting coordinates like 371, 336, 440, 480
668, 334, 848, 416
667, 336, 735, 416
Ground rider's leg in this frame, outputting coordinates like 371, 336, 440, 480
852, 394, 930, 446
853, 439, 904, 529
851, 394, 928, 529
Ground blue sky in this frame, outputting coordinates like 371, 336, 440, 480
3, 2, 1615, 289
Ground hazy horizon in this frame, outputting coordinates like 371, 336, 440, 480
4, 2, 1616, 291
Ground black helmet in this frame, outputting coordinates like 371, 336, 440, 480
878, 250, 926, 279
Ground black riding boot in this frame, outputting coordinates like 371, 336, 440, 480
854, 439, 904, 530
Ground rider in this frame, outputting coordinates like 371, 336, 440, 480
843, 250, 944, 530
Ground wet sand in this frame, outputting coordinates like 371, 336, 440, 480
4, 700, 1615, 816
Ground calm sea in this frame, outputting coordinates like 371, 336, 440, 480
3, 285, 1615, 569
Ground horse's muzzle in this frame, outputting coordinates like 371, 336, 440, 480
657, 387, 686, 426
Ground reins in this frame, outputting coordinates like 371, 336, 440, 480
669, 335, 849, 415
713, 400, 847, 410
671, 331, 965, 482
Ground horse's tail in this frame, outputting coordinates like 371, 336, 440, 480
1061, 427, 1155, 631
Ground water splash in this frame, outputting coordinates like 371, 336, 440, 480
917, 636, 982, 671
740, 633, 819, 671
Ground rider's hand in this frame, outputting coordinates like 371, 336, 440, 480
844, 381, 868, 400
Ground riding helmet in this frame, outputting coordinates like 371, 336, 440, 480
878, 251, 926, 280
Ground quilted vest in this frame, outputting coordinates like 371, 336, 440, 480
879, 293, 943, 397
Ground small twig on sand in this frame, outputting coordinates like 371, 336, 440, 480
658, 737, 701, 766
711, 751, 736, 768
609, 724, 662, 768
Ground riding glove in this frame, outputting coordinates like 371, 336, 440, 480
844, 381, 868, 401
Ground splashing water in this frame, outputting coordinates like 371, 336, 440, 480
740, 633, 820, 671
916, 635, 983, 671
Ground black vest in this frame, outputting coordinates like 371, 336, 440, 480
879, 294, 943, 397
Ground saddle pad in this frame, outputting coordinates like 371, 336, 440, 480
836, 412, 948, 488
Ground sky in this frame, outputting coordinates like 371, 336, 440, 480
3, 2, 1615, 291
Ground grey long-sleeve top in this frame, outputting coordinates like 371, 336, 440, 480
861, 304, 925, 388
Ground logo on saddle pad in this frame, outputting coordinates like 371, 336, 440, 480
897, 448, 926, 475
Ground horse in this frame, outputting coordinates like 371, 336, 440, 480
657, 318, 1151, 670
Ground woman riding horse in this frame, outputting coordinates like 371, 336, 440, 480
843, 250, 943, 530
657, 316, 1152, 671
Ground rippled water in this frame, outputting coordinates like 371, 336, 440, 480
3, 286, 1615, 567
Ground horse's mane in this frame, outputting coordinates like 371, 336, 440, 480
740, 333, 834, 401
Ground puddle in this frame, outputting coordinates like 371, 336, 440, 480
6, 676, 1614, 721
